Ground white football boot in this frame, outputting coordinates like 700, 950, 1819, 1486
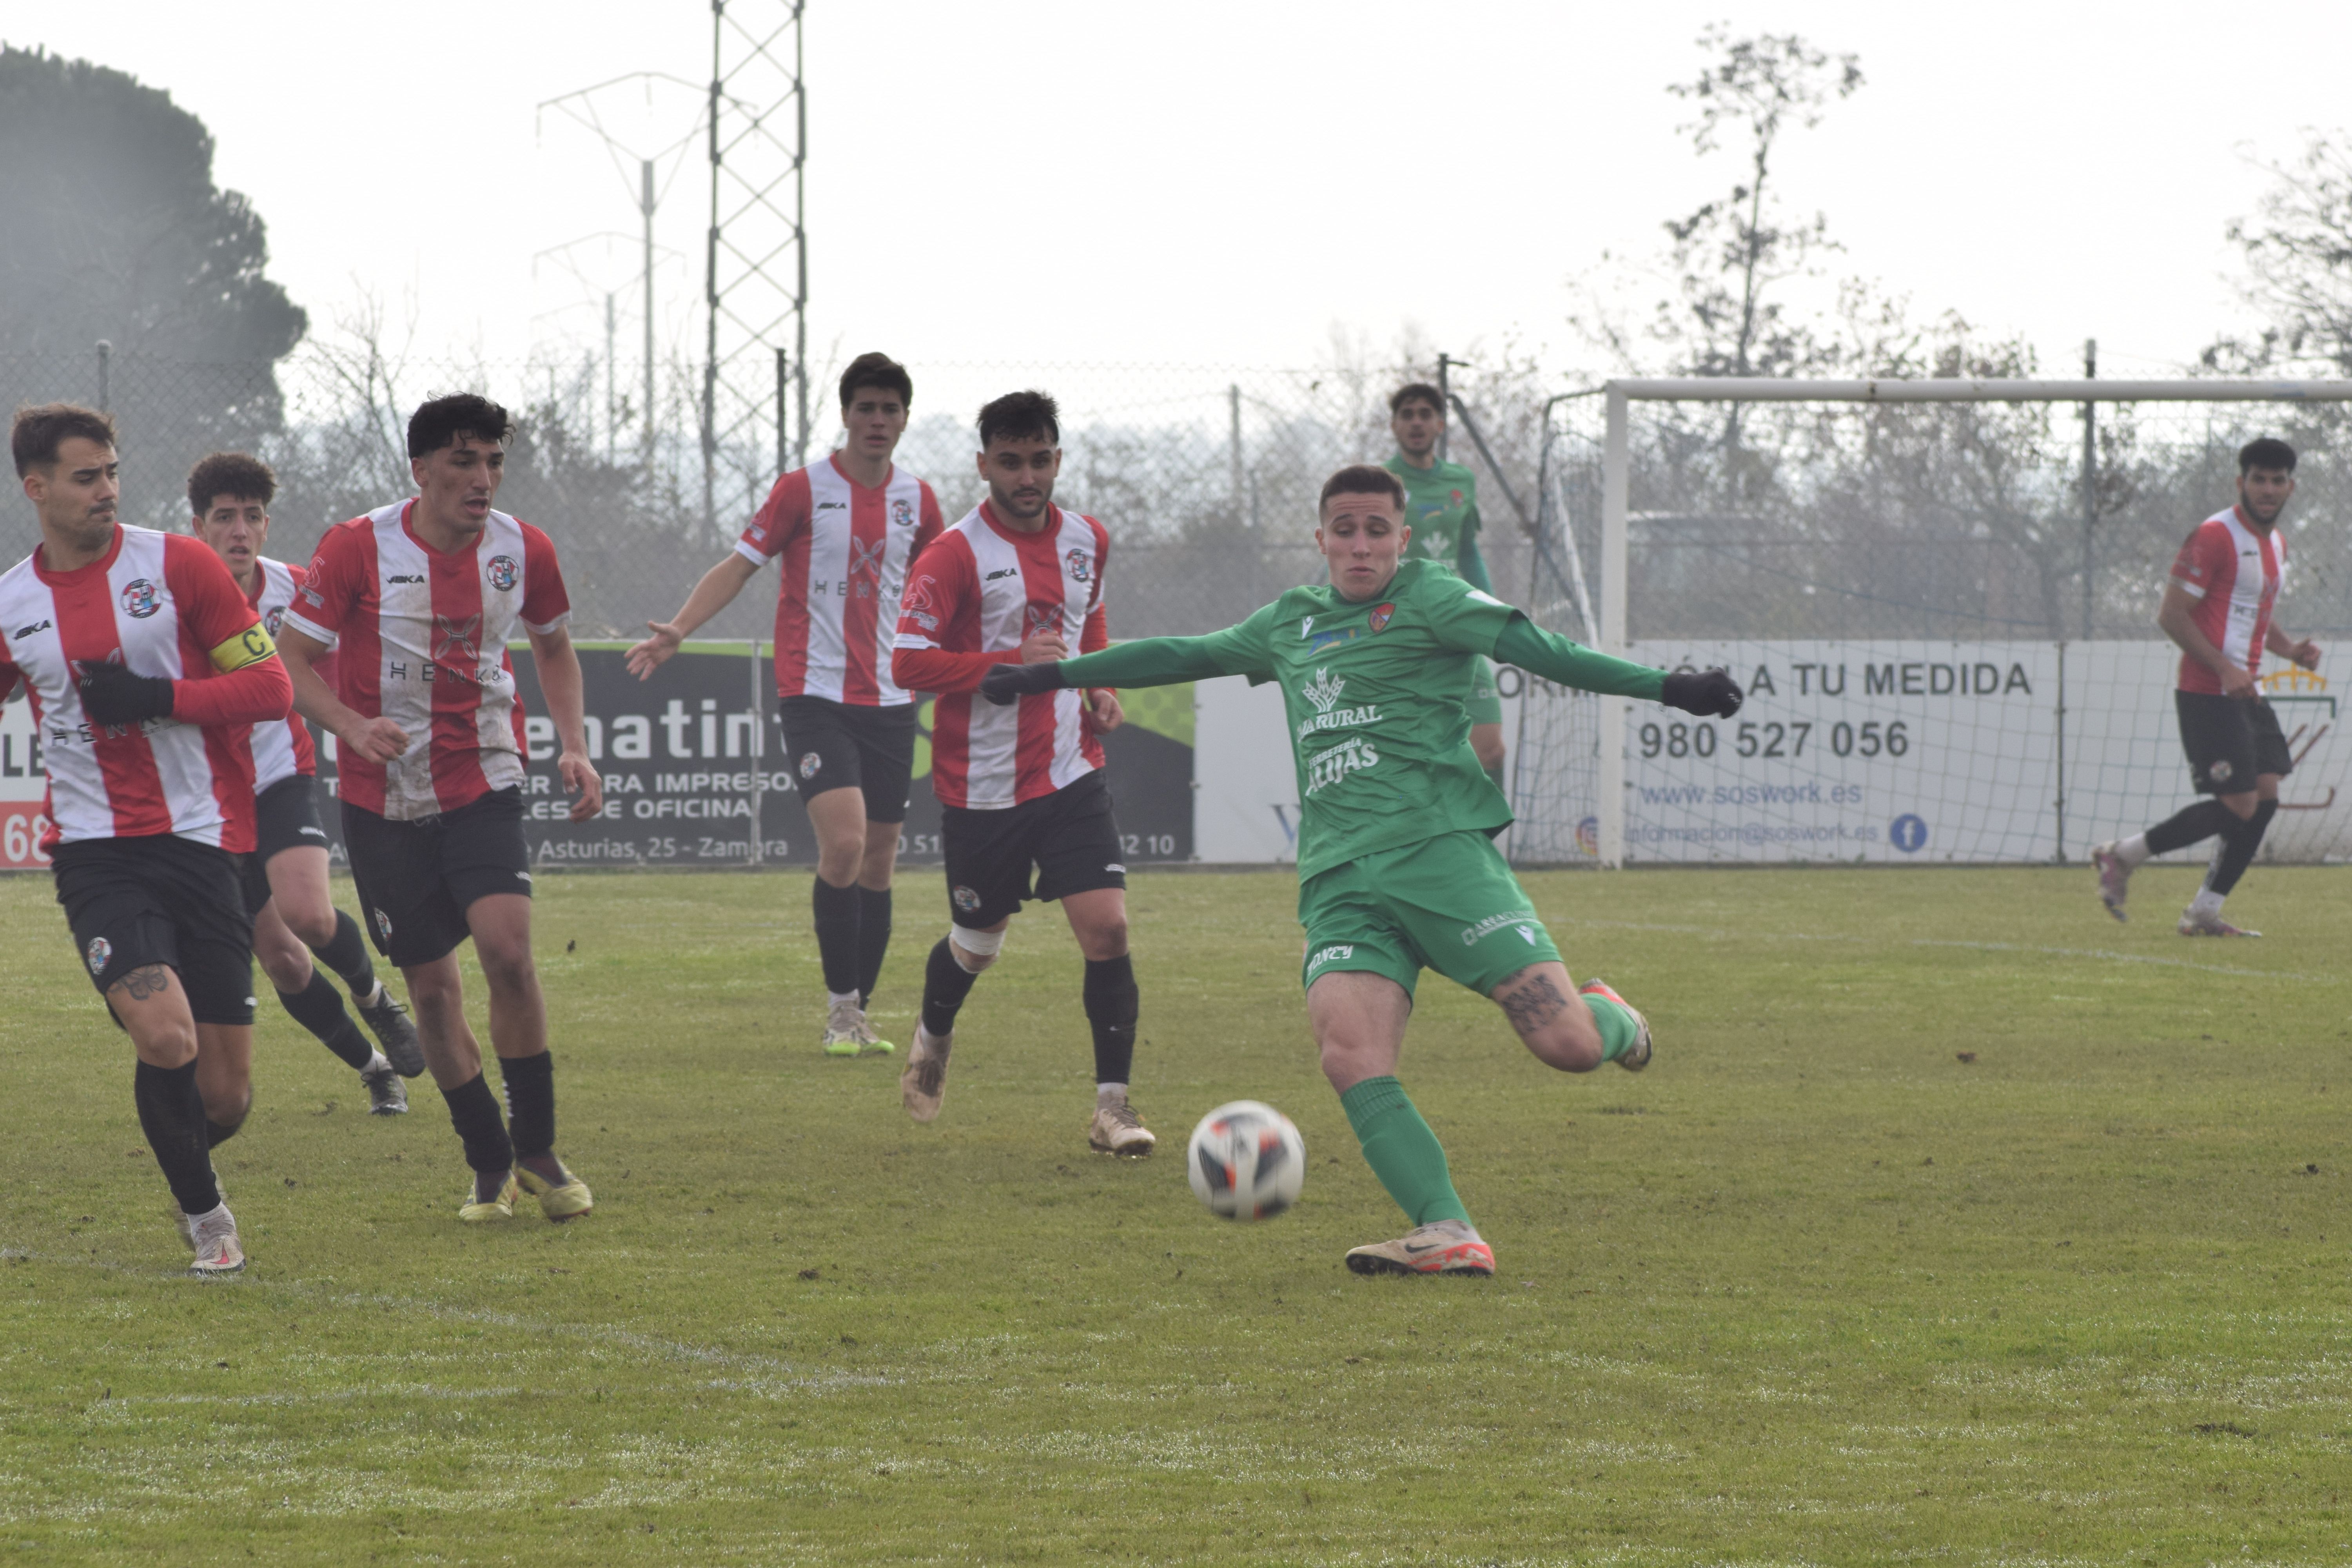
187, 1203, 245, 1276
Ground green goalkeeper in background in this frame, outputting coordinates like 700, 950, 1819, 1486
983, 465, 1742, 1276
1386, 382, 1506, 785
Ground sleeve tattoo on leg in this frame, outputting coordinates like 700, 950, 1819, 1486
1497, 971, 1569, 1035
108, 964, 172, 1003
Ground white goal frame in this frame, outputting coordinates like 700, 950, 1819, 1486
1592, 377, 2352, 869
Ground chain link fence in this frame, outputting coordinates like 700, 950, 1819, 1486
0, 346, 1561, 643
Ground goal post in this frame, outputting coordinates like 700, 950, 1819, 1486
1517, 376, 2352, 870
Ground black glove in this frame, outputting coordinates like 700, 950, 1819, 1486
979, 661, 1066, 707
78, 661, 176, 726
1661, 667, 1742, 719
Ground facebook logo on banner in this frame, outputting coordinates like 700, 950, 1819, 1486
1889, 814, 1929, 853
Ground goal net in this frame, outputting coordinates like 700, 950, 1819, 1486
1507, 378, 2352, 869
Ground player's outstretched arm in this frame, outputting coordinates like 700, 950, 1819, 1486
628, 552, 760, 679
980, 630, 1260, 707
1491, 617, 1742, 716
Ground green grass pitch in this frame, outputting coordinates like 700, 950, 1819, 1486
1, 864, 2346, 1564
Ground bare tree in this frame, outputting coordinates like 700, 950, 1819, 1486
2214, 131, 2352, 374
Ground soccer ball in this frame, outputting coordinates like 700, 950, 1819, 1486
1186, 1101, 1305, 1221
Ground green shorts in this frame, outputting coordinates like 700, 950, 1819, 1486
1298, 830, 1561, 999
1467, 655, 1503, 726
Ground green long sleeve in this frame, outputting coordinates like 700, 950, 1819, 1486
1493, 616, 1666, 701
1454, 519, 1493, 593
1057, 634, 1246, 691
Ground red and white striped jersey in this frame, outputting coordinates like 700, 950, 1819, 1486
736, 454, 943, 706
2171, 505, 2286, 695
0, 525, 273, 852
241, 557, 325, 789
893, 504, 1109, 810
283, 501, 570, 820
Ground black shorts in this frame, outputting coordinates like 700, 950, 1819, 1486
779, 695, 917, 823
2176, 690, 2294, 795
940, 768, 1126, 929
343, 787, 531, 968
239, 774, 331, 915
53, 834, 255, 1026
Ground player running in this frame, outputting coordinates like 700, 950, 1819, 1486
888, 390, 1154, 1157
984, 464, 1742, 1274
1, 405, 294, 1274
1387, 383, 1506, 786
186, 452, 423, 1114
628, 353, 942, 1056
2093, 438, 2318, 936
276, 394, 603, 1223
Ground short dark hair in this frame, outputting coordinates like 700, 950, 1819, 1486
1389, 383, 1445, 417
839, 352, 913, 410
11, 403, 116, 477
407, 393, 514, 459
2239, 437, 2297, 475
977, 390, 1060, 449
187, 452, 276, 516
1319, 464, 1406, 512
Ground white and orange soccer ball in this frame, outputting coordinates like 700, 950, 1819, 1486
1186, 1101, 1305, 1221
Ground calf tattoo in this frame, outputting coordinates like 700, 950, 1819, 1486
1495, 970, 1570, 1035
108, 964, 172, 1003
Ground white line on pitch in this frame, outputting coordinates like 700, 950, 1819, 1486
1550, 917, 2337, 984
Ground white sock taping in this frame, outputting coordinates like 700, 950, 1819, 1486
2189, 887, 2225, 919
1096, 1082, 1128, 1108
949, 926, 1005, 969
2116, 833, 2152, 868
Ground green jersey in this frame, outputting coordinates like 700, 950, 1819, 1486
1386, 456, 1485, 587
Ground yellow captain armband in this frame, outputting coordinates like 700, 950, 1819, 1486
209, 621, 277, 673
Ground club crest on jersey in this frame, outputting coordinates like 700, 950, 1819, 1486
433, 614, 482, 662
891, 497, 915, 528
485, 555, 520, 592
265, 607, 285, 637
799, 752, 822, 780
84, 937, 111, 976
1065, 548, 1091, 584
1369, 603, 1394, 633
952, 884, 982, 914
119, 579, 160, 619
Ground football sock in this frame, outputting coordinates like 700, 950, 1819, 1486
2203, 800, 2276, 897
2189, 887, 2227, 920
1083, 953, 1139, 1087
812, 877, 861, 996
1579, 990, 1642, 1063
855, 886, 893, 1005
133, 1060, 221, 1218
312, 909, 377, 998
921, 937, 981, 1039
2114, 832, 2152, 867
206, 1108, 247, 1147
277, 969, 374, 1070
498, 1050, 557, 1160
1096, 1082, 1129, 1109
1339, 1075, 1472, 1228
2144, 798, 2236, 857
441, 1073, 515, 1174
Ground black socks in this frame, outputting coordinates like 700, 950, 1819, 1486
856, 886, 893, 1005
441, 1073, 515, 1174
499, 1051, 557, 1160
277, 969, 374, 1070
2145, 798, 2238, 856
312, 909, 377, 998
813, 877, 860, 996
2206, 799, 2278, 897
134, 1060, 220, 1216
1083, 954, 1139, 1087
921, 937, 981, 1038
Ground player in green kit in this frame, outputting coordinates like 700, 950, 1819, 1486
984, 465, 1741, 1275
1387, 383, 1506, 784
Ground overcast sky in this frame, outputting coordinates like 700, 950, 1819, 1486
16, 0, 2351, 386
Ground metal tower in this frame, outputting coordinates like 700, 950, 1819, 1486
702, 0, 808, 530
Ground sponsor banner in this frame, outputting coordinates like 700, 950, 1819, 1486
2, 644, 1194, 872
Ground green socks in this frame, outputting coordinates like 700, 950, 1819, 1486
1339, 1075, 1471, 1228
1580, 992, 1641, 1063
